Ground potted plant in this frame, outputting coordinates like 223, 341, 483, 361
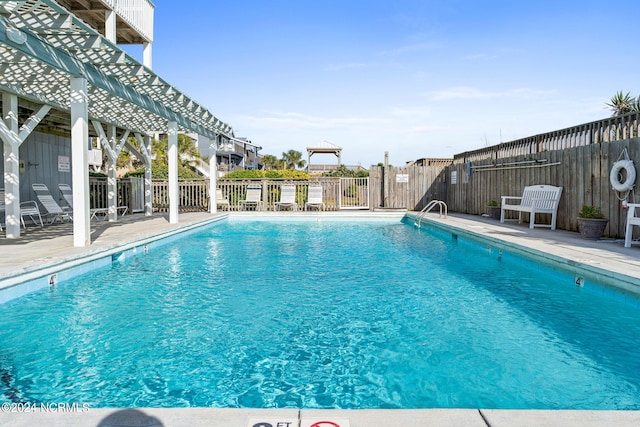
577, 205, 609, 239
486, 200, 501, 220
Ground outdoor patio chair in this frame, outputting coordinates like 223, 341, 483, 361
0, 189, 44, 229
216, 188, 230, 211
305, 185, 324, 211
58, 183, 127, 221
32, 183, 72, 224
275, 184, 298, 211
240, 186, 264, 211
624, 203, 640, 247
19, 200, 44, 228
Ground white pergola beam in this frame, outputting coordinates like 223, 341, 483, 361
106, 124, 117, 221
168, 121, 178, 223
143, 135, 152, 216
18, 103, 52, 142
209, 135, 217, 214
127, 133, 152, 216
2, 92, 20, 238
70, 76, 90, 247
105, 9, 116, 43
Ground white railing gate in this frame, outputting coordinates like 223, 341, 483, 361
339, 177, 369, 210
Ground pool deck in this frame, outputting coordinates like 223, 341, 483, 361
1, 210, 640, 427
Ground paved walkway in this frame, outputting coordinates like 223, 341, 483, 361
1, 211, 639, 426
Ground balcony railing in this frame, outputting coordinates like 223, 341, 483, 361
101, 0, 154, 42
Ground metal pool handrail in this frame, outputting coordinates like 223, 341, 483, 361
415, 200, 447, 228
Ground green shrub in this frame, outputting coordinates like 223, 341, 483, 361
125, 164, 203, 179
578, 205, 606, 219
322, 164, 368, 177
222, 169, 310, 180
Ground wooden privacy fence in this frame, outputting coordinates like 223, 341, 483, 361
455, 111, 640, 163
368, 137, 640, 239
446, 138, 640, 239
369, 165, 449, 210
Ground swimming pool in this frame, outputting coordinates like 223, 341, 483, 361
1, 218, 639, 409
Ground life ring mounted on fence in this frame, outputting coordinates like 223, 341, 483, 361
610, 159, 636, 192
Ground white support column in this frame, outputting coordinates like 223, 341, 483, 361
107, 124, 117, 221
209, 135, 217, 213
167, 121, 178, 224
144, 135, 152, 216
70, 77, 91, 247
105, 10, 116, 43
2, 93, 20, 238
143, 42, 153, 70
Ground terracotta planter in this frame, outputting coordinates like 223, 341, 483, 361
577, 217, 609, 240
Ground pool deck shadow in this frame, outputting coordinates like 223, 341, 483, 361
1, 210, 640, 426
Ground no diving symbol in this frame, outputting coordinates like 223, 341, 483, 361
251, 419, 342, 427
250, 420, 297, 427
251, 423, 296, 427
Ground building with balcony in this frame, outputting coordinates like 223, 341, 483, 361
0, 0, 235, 246
216, 136, 262, 175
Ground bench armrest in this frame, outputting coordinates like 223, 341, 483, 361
501, 196, 522, 205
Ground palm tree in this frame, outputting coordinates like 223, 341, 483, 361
281, 149, 306, 170
261, 154, 280, 170
606, 91, 636, 116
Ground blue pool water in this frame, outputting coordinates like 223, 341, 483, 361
1, 219, 640, 409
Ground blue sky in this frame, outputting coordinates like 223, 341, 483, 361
138, 1, 639, 167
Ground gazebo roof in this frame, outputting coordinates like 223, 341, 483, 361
307, 140, 342, 154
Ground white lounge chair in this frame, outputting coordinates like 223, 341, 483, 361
216, 188, 230, 211
305, 185, 324, 211
58, 183, 127, 221
275, 184, 298, 211
0, 189, 44, 229
240, 186, 264, 211
32, 183, 72, 224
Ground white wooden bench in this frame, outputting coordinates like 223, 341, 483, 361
500, 185, 563, 230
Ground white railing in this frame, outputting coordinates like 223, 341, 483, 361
217, 143, 239, 153
339, 177, 369, 210
101, 0, 154, 42
180, 154, 210, 178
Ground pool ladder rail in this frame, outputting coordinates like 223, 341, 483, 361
414, 200, 448, 228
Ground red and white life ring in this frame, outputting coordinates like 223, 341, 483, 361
610, 159, 636, 192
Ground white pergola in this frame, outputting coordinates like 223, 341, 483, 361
0, 0, 230, 246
